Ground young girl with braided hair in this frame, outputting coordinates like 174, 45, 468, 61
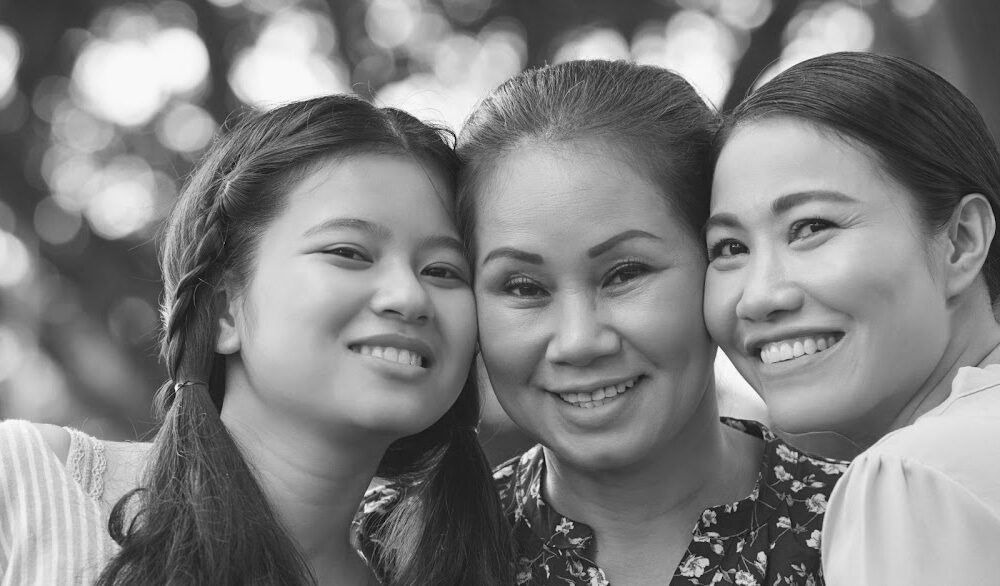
0, 94, 513, 586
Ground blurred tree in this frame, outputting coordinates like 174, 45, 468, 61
1, 0, 160, 438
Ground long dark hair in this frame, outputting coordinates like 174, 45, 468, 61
715, 51, 1000, 303
96, 95, 513, 586
456, 59, 719, 252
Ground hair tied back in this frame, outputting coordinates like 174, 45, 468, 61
172, 380, 207, 393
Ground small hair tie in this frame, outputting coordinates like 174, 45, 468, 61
173, 380, 207, 393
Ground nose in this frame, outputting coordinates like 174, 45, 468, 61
545, 292, 620, 366
369, 261, 434, 323
735, 250, 804, 322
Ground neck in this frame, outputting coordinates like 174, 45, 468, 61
880, 293, 1000, 445
220, 390, 391, 583
542, 386, 760, 540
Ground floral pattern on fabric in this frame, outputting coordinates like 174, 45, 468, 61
352, 484, 401, 584
493, 418, 848, 586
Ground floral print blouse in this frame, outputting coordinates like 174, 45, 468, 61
494, 418, 848, 586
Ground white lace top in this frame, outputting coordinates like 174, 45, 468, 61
0, 420, 149, 585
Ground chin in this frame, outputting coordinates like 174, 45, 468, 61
547, 439, 646, 474
356, 411, 443, 439
765, 393, 851, 437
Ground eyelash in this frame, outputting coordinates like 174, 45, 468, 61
789, 218, 835, 241
326, 247, 370, 262
502, 276, 545, 298
324, 247, 468, 285
604, 259, 651, 286
707, 217, 838, 261
499, 260, 652, 299
706, 239, 747, 261
422, 264, 467, 282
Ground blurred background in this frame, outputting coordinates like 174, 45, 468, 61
0, 0, 997, 464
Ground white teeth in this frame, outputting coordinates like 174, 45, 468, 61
558, 377, 640, 407
355, 345, 425, 367
759, 335, 841, 365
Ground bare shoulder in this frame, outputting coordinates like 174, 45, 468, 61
30, 422, 71, 464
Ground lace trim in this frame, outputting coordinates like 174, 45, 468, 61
65, 426, 107, 501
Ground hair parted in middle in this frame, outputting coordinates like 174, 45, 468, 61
456, 59, 720, 255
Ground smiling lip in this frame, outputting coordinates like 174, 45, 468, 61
744, 330, 845, 366
348, 333, 435, 368
548, 376, 642, 408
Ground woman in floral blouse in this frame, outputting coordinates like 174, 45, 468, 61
453, 60, 848, 585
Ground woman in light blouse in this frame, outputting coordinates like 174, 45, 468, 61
705, 51, 1000, 584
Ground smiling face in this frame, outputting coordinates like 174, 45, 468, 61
473, 140, 716, 472
220, 154, 476, 440
704, 118, 951, 440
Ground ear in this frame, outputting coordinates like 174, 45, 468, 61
944, 193, 996, 299
214, 285, 242, 355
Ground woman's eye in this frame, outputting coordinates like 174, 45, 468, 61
605, 262, 650, 286
326, 247, 370, 262
707, 239, 748, 261
503, 277, 546, 298
790, 219, 834, 241
422, 264, 467, 282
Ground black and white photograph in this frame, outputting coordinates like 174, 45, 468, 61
0, 0, 997, 584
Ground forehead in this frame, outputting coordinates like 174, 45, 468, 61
477, 141, 667, 218
262, 154, 459, 244
711, 118, 906, 215
472, 140, 696, 251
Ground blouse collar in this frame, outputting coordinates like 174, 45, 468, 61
509, 418, 808, 549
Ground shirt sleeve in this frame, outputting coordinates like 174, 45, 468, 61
822, 450, 1000, 585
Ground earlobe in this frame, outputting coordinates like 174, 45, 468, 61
944, 193, 996, 299
215, 288, 242, 355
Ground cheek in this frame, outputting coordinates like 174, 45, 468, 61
809, 236, 937, 311
628, 272, 712, 353
437, 290, 479, 363
702, 272, 739, 342
475, 299, 542, 389
245, 268, 355, 342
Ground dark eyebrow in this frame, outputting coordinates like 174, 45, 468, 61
303, 217, 391, 240
480, 247, 544, 266
703, 213, 741, 234
704, 190, 861, 234
480, 230, 663, 267
418, 234, 466, 257
771, 190, 860, 214
587, 230, 662, 258
306, 218, 465, 257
